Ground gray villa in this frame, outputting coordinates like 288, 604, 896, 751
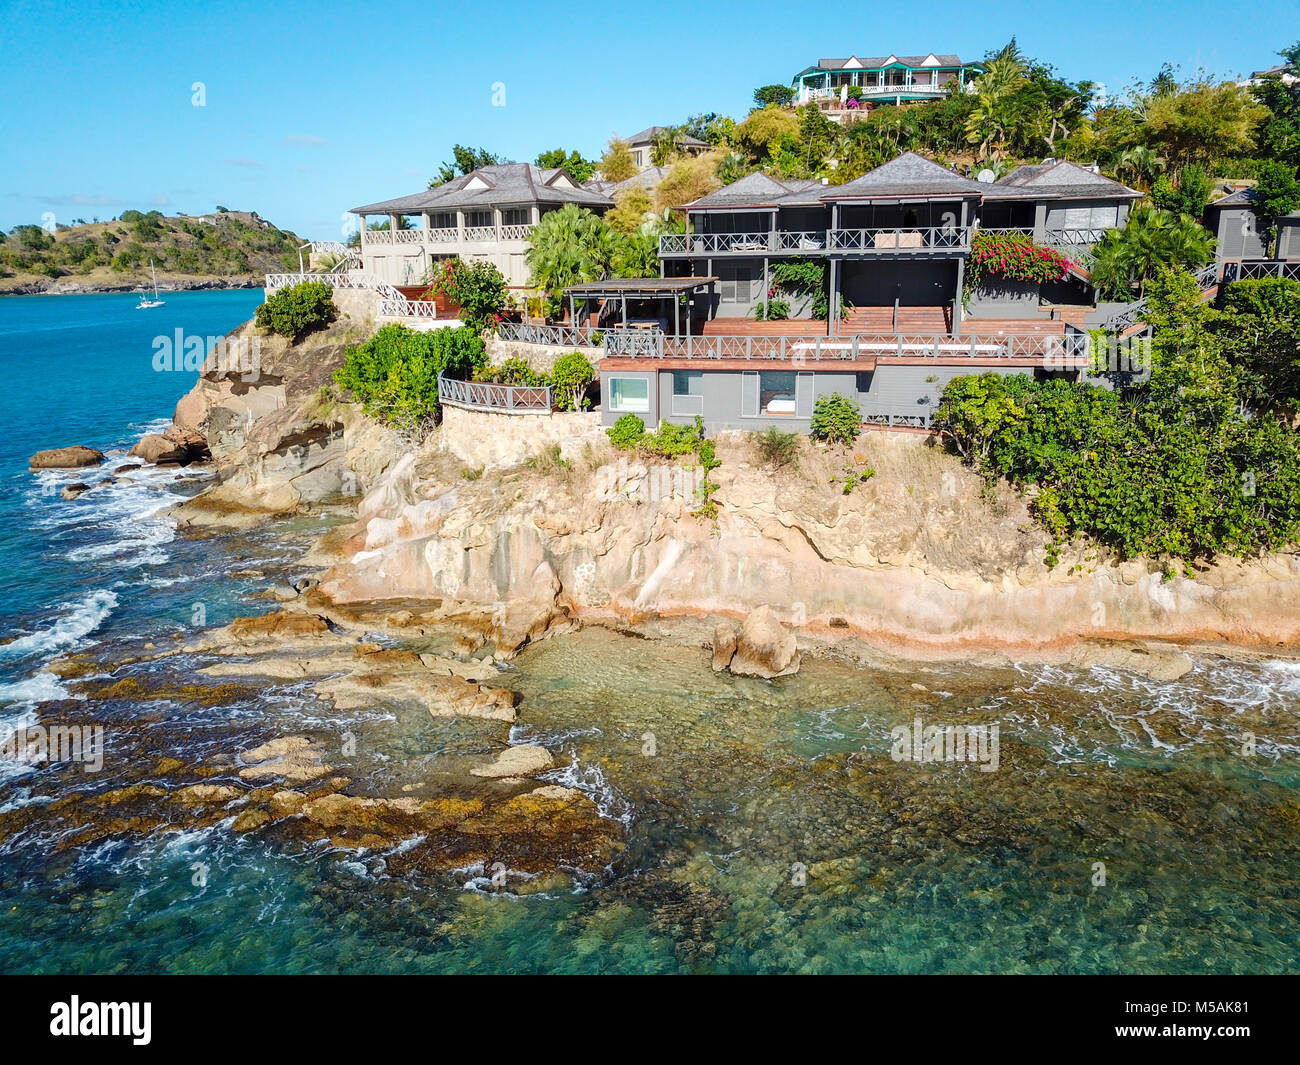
592, 152, 1143, 434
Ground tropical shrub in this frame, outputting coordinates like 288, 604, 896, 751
810, 393, 862, 447
1087, 207, 1215, 300
473, 356, 544, 386
333, 324, 486, 429
422, 256, 508, 331
965, 230, 1075, 294
752, 427, 800, 469
607, 413, 645, 449
255, 280, 335, 339
551, 351, 596, 411
753, 298, 791, 320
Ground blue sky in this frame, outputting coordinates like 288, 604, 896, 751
0, 0, 1293, 240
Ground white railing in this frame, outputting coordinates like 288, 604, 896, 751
806, 83, 948, 100
501, 224, 535, 240
394, 229, 424, 243
438, 375, 555, 413
603, 330, 1089, 362
264, 270, 404, 302
464, 226, 496, 242
660, 232, 776, 255
379, 297, 439, 319
830, 227, 969, 251
496, 322, 598, 346
427, 227, 458, 243
363, 229, 396, 245
777, 230, 828, 252
979, 227, 1109, 254
309, 241, 351, 257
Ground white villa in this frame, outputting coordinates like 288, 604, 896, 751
350, 163, 612, 288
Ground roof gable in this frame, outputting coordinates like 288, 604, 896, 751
823, 151, 983, 199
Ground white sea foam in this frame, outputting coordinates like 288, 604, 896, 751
0, 671, 71, 705
0, 589, 118, 663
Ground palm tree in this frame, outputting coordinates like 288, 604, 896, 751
524, 204, 615, 297
964, 40, 1029, 161
1117, 146, 1164, 189
1089, 207, 1215, 299
612, 232, 659, 278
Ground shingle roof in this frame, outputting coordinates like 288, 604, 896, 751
625, 126, 710, 148
584, 166, 669, 198
820, 151, 988, 200
1207, 188, 1258, 208
995, 160, 1140, 200
682, 172, 815, 209
350, 163, 611, 214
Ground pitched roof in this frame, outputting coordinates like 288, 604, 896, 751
995, 160, 1140, 200
625, 126, 710, 148
350, 163, 612, 214
820, 151, 989, 200
800, 53, 969, 74
584, 166, 669, 198
1207, 187, 1258, 208
682, 172, 817, 209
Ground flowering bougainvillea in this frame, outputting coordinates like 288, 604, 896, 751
966, 229, 1075, 290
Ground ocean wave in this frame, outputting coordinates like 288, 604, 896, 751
0, 671, 71, 706
0, 589, 118, 664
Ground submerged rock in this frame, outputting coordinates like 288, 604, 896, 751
61, 483, 91, 501
711, 622, 738, 672
471, 745, 555, 779
1067, 640, 1194, 682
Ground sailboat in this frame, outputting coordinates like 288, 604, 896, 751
136, 261, 164, 309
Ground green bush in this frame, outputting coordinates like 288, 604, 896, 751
607, 413, 646, 449
333, 324, 487, 429
810, 393, 862, 447
641, 415, 706, 457
422, 257, 509, 331
752, 427, 800, 469
753, 299, 791, 321
255, 280, 335, 339
550, 351, 595, 411
474, 356, 544, 386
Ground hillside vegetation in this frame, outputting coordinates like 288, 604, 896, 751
0, 209, 306, 292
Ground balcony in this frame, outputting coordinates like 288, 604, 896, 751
978, 227, 1111, 257
659, 227, 969, 257
362, 224, 535, 248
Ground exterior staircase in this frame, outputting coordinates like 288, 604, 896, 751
839, 305, 952, 334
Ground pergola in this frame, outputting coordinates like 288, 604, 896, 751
566, 276, 717, 337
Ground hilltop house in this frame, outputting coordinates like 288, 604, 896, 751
792, 53, 984, 114
350, 163, 612, 288
591, 153, 1142, 434
625, 127, 710, 171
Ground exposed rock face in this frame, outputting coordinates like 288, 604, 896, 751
470, 745, 555, 779
729, 606, 801, 678
61, 483, 91, 500
711, 622, 738, 672
312, 431, 1300, 654
1067, 640, 1195, 682
30, 446, 103, 469
130, 433, 188, 464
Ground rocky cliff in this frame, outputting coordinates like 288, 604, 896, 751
168, 316, 1300, 656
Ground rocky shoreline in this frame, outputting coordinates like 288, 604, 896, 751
17, 305, 1300, 886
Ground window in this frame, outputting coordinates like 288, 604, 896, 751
608, 376, 650, 413
502, 208, 530, 226
1055, 205, 1119, 231
743, 371, 800, 416
717, 263, 757, 304
429, 212, 455, 230
464, 210, 492, 229
672, 370, 704, 416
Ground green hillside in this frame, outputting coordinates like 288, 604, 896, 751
0, 209, 308, 292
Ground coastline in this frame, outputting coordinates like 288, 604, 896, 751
0, 277, 264, 296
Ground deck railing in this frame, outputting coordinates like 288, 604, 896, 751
978, 226, 1110, 256
437, 375, 555, 413
830, 226, 969, 252
264, 270, 405, 302
603, 329, 1088, 362
496, 322, 598, 346
1222, 259, 1300, 283
660, 227, 971, 255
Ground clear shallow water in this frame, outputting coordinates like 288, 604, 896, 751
0, 292, 1298, 974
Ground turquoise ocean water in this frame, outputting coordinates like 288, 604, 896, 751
0, 291, 1297, 974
